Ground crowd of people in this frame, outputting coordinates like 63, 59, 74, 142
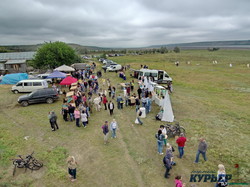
154, 123, 228, 186
48, 65, 228, 186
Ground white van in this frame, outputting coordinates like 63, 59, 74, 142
139, 69, 172, 83
107, 64, 122, 72
12, 80, 48, 94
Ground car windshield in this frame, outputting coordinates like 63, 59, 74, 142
28, 91, 36, 96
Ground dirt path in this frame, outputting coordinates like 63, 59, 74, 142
117, 125, 145, 187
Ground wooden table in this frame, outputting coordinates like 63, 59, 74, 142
70, 86, 77, 91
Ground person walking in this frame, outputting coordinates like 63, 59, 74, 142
137, 87, 142, 99
166, 143, 176, 166
102, 121, 109, 144
116, 94, 123, 109
62, 102, 69, 121
93, 96, 101, 111
194, 138, 208, 163
136, 108, 143, 125
141, 96, 147, 108
130, 80, 134, 92
111, 86, 116, 99
155, 129, 164, 155
81, 111, 88, 128
74, 108, 81, 127
126, 86, 131, 96
162, 126, 168, 146
102, 94, 108, 110
176, 133, 187, 159
68, 104, 75, 121
108, 86, 112, 97
110, 119, 118, 138
145, 96, 152, 114
135, 97, 140, 112
48, 111, 59, 131
108, 101, 115, 115
120, 97, 124, 109
163, 152, 172, 178
175, 175, 186, 187
67, 156, 77, 182
160, 125, 168, 146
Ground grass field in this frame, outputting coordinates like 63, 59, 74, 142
0, 49, 249, 187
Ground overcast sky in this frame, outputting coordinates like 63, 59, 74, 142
0, 0, 249, 48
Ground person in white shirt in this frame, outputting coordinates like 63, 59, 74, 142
110, 119, 118, 138
108, 101, 115, 115
81, 111, 88, 128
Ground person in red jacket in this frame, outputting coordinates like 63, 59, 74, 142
176, 133, 187, 158
102, 94, 108, 110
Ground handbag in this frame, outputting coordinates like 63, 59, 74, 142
172, 146, 175, 152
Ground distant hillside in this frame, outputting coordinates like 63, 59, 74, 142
0, 43, 109, 53
1, 40, 250, 52
149, 40, 250, 49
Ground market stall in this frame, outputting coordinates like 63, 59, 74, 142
152, 85, 167, 106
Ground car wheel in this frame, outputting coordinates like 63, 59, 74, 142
46, 98, 53, 104
13, 90, 19, 94
21, 101, 29, 107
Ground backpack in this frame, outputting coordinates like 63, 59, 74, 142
158, 134, 164, 141
155, 134, 163, 141
50, 116, 56, 123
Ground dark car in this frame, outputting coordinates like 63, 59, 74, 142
18, 88, 59, 107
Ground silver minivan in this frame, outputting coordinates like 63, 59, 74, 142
11, 79, 48, 94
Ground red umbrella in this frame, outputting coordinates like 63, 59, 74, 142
60, 76, 77, 85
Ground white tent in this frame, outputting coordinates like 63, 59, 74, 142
143, 77, 149, 89
148, 80, 156, 92
161, 91, 174, 122
54, 64, 75, 72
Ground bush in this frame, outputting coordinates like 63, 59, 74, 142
173, 46, 180, 53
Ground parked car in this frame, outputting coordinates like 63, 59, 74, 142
12, 79, 48, 94
102, 59, 113, 64
17, 88, 59, 107
102, 62, 117, 70
36, 74, 52, 84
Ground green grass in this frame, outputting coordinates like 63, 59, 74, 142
0, 49, 250, 186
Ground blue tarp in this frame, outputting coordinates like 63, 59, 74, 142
0, 73, 29, 84
47, 70, 67, 78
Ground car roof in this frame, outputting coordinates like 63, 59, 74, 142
32, 88, 56, 93
19, 79, 47, 82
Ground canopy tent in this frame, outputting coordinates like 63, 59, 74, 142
60, 76, 77, 85
54, 64, 75, 72
0, 73, 28, 84
47, 70, 67, 79
161, 91, 174, 122
154, 85, 167, 99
